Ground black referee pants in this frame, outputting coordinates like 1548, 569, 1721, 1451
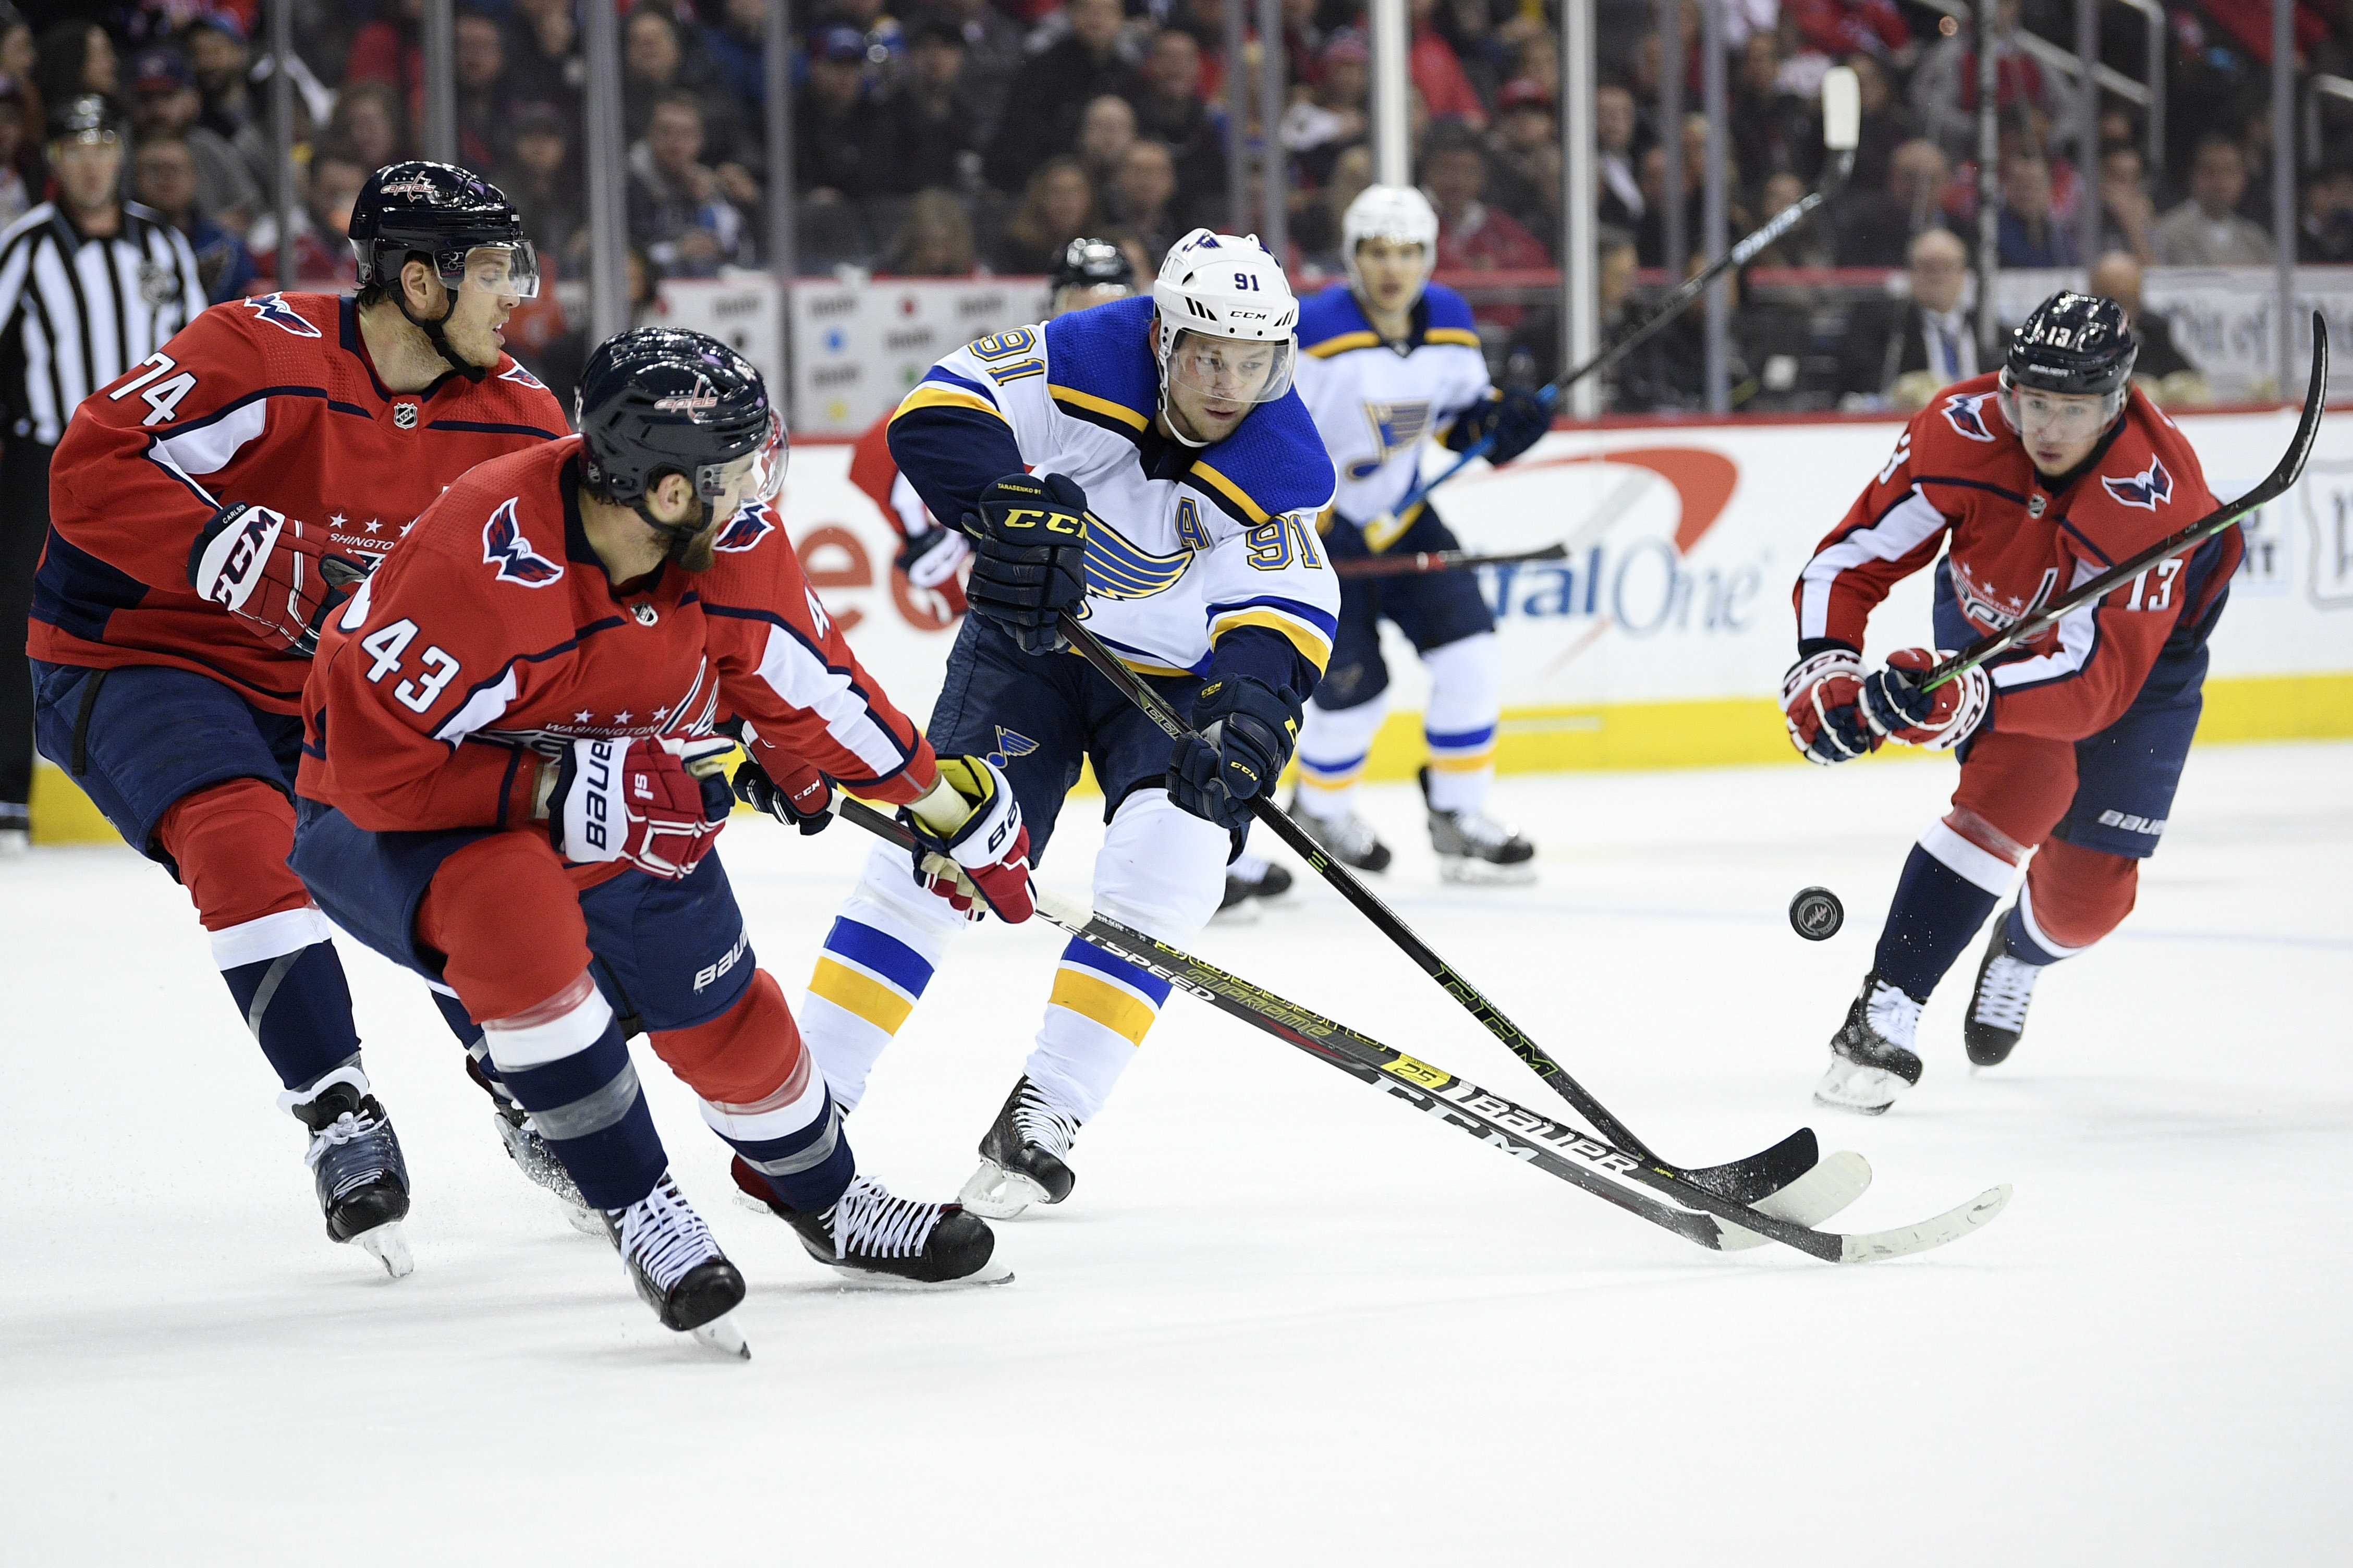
1, 435, 54, 816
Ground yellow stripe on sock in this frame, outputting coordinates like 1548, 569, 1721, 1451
1047, 967, 1159, 1046
808, 958, 915, 1033
1425, 748, 1497, 773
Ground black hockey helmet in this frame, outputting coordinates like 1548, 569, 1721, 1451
47, 92, 125, 146
349, 161, 538, 301
575, 327, 786, 535
1050, 237, 1136, 297
2001, 290, 2137, 433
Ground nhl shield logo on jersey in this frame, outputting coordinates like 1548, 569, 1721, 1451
242, 292, 322, 338
138, 260, 178, 308
481, 496, 564, 586
713, 501, 774, 553
1940, 390, 2000, 443
393, 401, 420, 430
2102, 456, 2173, 511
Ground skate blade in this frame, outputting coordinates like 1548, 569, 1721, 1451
957, 1160, 1052, 1220
560, 1200, 604, 1236
822, 1255, 1016, 1291
1812, 1060, 1907, 1116
354, 1221, 414, 1279
1437, 856, 1538, 886
1713, 1151, 1874, 1251
689, 1313, 751, 1359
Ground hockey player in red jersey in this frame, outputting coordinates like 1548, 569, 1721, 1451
1783, 292, 2239, 1114
292, 329, 1033, 1348
27, 163, 565, 1275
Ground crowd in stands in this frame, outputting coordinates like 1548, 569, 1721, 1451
0, 0, 2346, 412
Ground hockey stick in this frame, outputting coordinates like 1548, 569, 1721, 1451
828, 793, 2001, 1263
1333, 542, 1568, 579
1353, 69, 1863, 548
1922, 312, 2331, 692
1057, 615, 1816, 1202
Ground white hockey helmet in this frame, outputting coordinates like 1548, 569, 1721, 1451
1341, 183, 1438, 298
1151, 228, 1298, 433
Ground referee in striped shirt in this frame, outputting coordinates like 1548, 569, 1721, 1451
0, 94, 202, 850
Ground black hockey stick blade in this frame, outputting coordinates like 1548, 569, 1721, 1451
1065, 619, 1823, 1203
1334, 543, 1570, 579
1925, 310, 2329, 691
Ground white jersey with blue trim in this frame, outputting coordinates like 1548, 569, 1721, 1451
1291, 281, 1491, 526
893, 295, 1338, 680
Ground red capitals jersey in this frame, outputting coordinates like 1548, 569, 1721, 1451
848, 409, 968, 618
1795, 375, 2237, 742
297, 437, 937, 880
29, 291, 567, 714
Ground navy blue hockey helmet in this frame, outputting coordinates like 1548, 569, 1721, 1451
349, 162, 539, 302
2005, 291, 2138, 397
575, 328, 786, 517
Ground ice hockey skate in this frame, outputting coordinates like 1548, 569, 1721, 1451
1419, 767, 1535, 884
1214, 854, 1294, 924
731, 1159, 1009, 1287
1287, 792, 1392, 872
603, 1173, 749, 1357
1965, 920, 2043, 1067
958, 1075, 1082, 1219
1814, 974, 1927, 1115
466, 1055, 600, 1234
286, 1067, 413, 1278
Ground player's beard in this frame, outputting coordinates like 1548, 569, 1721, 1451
672, 519, 720, 573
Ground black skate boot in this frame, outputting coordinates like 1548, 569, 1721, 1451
1287, 791, 1392, 872
1419, 767, 1536, 884
1814, 973, 1927, 1116
603, 1172, 750, 1357
1965, 920, 2043, 1068
466, 1053, 600, 1234
959, 1075, 1080, 1219
1214, 854, 1294, 924
731, 1159, 1010, 1287
287, 1068, 413, 1277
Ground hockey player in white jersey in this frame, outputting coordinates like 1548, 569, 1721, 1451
757, 230, 1337, 1217
1285, 186, 1552, 880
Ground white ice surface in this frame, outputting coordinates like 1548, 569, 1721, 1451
4, 743, 2349, 1565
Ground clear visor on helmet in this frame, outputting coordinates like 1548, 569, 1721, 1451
443, 242, 541, 301
1165, 328, 1294, 406
694, 411, 789, 513
1998, 372, 2123, 442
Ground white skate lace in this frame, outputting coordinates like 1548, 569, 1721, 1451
303, 1109, 382, 1171
1011, 1084, 1079, 1159
1305, 810, 1384, 859
1973, 952, 2038, 1032
1865, 982, 1924, 1052
825, 1175, 944, 1260
614, 1179, 723, 1294
1447, 809, 1524, 853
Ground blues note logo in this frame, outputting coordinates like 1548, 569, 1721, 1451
481, 497, 564, 586
1083, 514, 1189, 600
1347, 400, 1434, 479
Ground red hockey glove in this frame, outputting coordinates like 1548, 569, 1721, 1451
902, 755, 1034, 923
1780, 648, 1879, 765
187, 503, 371, 656
895, 524, 972, 591
1860, 648, 1991, 751
549, 736, 735, 879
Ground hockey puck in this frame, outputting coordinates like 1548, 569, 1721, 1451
1789, 887, 1844, 941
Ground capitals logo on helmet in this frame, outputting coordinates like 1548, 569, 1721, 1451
481, 497, 564, 586
2102, 456, 2173, 511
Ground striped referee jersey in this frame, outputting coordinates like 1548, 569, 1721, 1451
0, 201, 204, 447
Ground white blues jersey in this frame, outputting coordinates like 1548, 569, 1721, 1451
1291, 281, 1491, 529
887, 295, 1338, 685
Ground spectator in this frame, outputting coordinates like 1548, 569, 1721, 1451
629, 92, 749, 277
0, 6, 30, 130
2087, 250, 2202, 398
930, 0, 1023, 143
1835, 137, 1950, 265
327, 81, 411, 177
796, 26, 901, 201
1908, 0, 2051, 163
704, 0, 769, 112
496, 100, 583, 261
2300, 165, 2353, 263
1844, 52, 1917, 195
32, 21, 118, 111
1836, 226, 1979, 408
1729, 31, 1816, 193
1295, 140, 1374, 268
1424, 128, 1549, 274
1106, 138, 1180, 265
990, 154, 1097, 273
504, 0, 581, 118
249, 141, 365, 287
1484, 78, 1558, 247
1076, 93, 1137, 198
623, 5, 743, 164
1595, 79, 1644, 230
1996, 151, 2072, 268
1429, 0, 1508, 112
1281, 28, 1369, 193
887, 187, 978, 275
131, 134, 254, 302
1408, 0, 1484, 129
1785, 0, 1910, 68
1640, 251, 1759, 409
1132, 28, 1225, 208
982, 0, 1139, 196
183, 10, 270, 199
892, 19, 980, 194
0, 77, 25, 229
347, 0, 425, 117
2097, 142, 2158, 264
453, 7, 510, 174
1752, 170, 1835, 268
1634, 114, 1752, 270
128, 47, 259, 235
2155, 136, 2278, 265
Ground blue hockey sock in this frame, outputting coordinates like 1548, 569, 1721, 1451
2001, 901, 2067, 966
484, 989, 666, 1213
1872, 844, 2001, 1000
725, 1087, 856, 1214
219, 939, 362, 1093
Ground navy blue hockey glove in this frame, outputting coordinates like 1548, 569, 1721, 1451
1454, 387, 1553, 466
1167, 676, 1301, 831
965, 471, 1089, 655
731, 751, 833, 835
1859, 648, 1992, 751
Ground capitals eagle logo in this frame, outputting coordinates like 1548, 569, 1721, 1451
2102, 456, 2172, 511
1940, 391, 1999, 443
481, 496, 564, 586
713, 500, 774, 553
243, 292, 321, 338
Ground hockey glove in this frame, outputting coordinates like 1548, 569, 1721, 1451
547, 735, 736, 879
1781, 648, 1880, 765
901, 755, 1034, 922
895, 523, 973, 590
1860, 648, 1991, 751
732, 750, 833, 836
1454, 386, 1553, 466
964, 471, 1089, 654
187, 503, 372, 656
1167, 676, 1302, 831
